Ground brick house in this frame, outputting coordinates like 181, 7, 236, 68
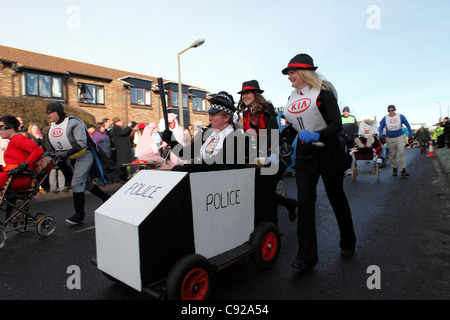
0, 44, 210, 126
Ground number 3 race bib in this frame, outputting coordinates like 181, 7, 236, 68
49, 117, 72, 151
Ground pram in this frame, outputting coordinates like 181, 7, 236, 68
350, 121, 382, 183
0, 162, 56, 249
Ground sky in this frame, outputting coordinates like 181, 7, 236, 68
1, 0, 449, 128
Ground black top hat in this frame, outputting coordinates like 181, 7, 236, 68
208, 91, 237, 115
282, 53, 318, 75
237, 80, 264, 94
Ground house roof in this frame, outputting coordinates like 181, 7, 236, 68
0, 45, 156, 83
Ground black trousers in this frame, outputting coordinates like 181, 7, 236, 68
295, 169, 356, 265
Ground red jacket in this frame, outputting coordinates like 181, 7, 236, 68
1, 134, 44, 190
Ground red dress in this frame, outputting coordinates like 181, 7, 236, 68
0, 134, 44, 190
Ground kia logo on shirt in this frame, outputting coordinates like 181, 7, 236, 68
388, 118, 398, 124
51, 128, 64, 137
287, 98, 311, 114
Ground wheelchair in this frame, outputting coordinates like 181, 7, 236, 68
0, 166, 57, 249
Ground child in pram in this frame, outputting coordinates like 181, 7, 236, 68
0, 115, 44, 190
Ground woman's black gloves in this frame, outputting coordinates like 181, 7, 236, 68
8, 161, 29, 176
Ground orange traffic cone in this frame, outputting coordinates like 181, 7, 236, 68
426, 141, 436, 158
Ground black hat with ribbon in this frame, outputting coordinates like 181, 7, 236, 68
237, 80, 264, 94
282, 53, 318, 75
207, 91, 237, 115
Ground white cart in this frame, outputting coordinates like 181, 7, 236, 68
94, 167, 280, 300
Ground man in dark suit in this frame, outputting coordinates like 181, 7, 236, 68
111, 117, 136, 181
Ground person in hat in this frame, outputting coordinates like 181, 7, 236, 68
237, 80, 297, 222
111, 117, 136, 181
237, 80, 278, 156
338, 106, 358, 174
281, 53, 356, 272
378, 105, 412, 175
45, 102, 111, 224
161, 91, 248, 172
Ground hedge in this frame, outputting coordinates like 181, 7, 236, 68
0, 96, 96, 133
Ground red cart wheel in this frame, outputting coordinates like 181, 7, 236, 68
180, 267, 210, 300
250, 222, 281, 269
166, 254, 214, 300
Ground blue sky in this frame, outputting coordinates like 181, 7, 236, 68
1, 0, 449, 128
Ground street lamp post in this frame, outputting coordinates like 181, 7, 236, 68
436, 100, 442, 122
177, 39, 205, 127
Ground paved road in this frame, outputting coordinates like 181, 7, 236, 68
1, 148, 449, 300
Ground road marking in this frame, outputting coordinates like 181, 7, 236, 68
75, 226, 95, 233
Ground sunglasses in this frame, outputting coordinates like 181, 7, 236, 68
388, 109, 395, 112
0, 125, 12, 131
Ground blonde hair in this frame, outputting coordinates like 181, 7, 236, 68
27, 123, 39, 137
297, 69, 332, 91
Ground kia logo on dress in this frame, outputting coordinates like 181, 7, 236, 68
287, 98, 311, 114
51, 128, 64, 138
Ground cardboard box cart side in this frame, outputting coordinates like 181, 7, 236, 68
94, 168, 280, 299
95, 170, 195, 294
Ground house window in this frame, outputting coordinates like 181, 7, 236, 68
52, 77, 62, 98
130, 87, 152, 106
171, 91, 188, 108
25, 72, 63, 98
192, 97, 205, 111
78, 83, 105, 105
